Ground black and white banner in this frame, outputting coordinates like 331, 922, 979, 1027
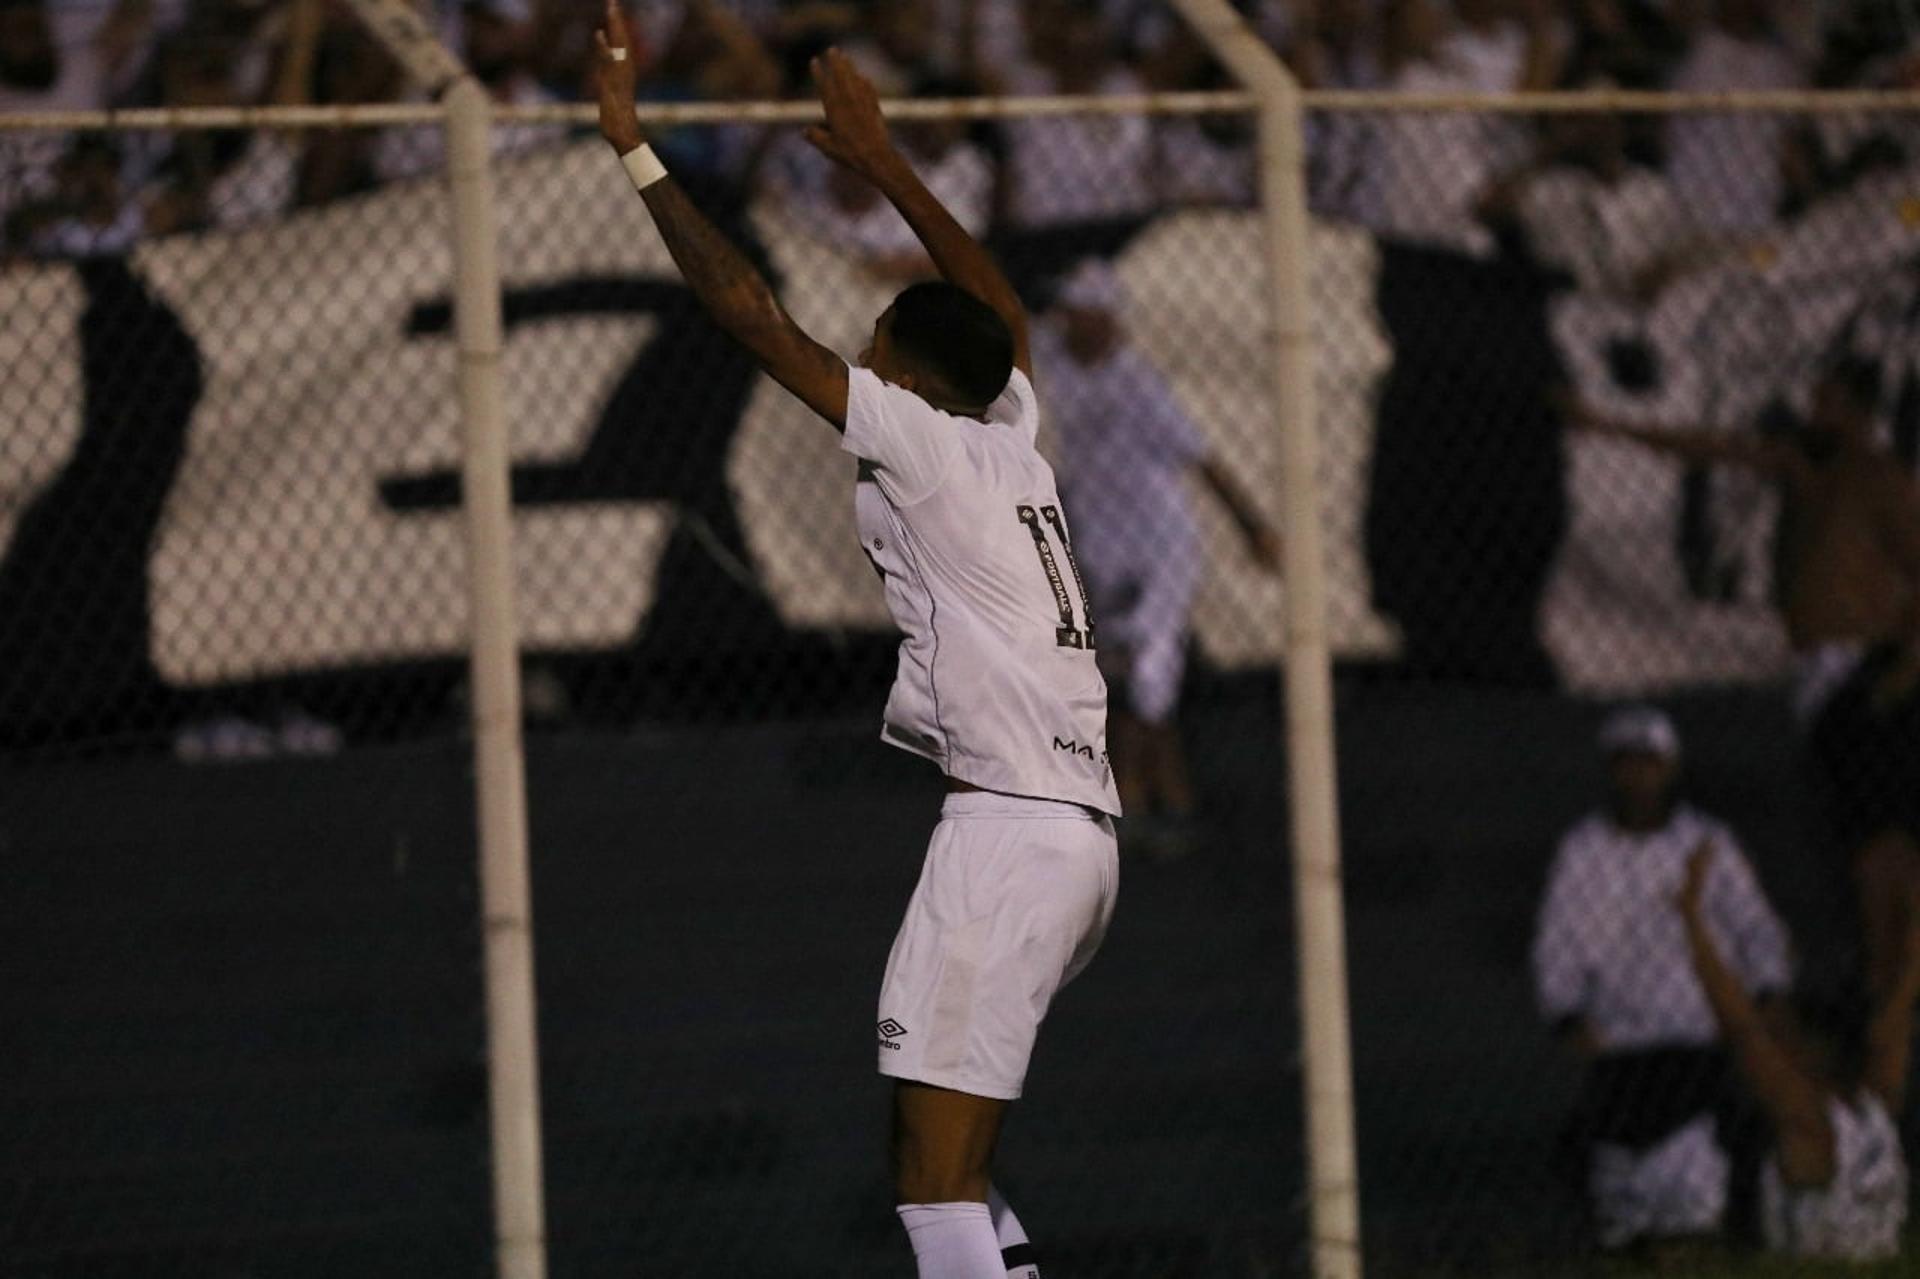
2, 139, 1916, 705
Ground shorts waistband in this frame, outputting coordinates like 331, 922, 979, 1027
940, 791, 1104, 821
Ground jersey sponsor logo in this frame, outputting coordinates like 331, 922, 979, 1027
877, 1018, 907, 1051
1052, 736, 1109, 768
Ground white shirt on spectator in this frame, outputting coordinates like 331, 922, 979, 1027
1533, 805, 1792, 1051
205, 134, 299, 231
797, 143, 993, 259
1365, 59, 1500, 255
1003, 65, 1155, 229
1667, 29, 1802, 233
0, 0, 182, 243
1036, 324, 1208, 586
1519, 166, 1695, 295
1440, 22, 1530, 93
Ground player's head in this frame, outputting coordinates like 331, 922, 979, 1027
1053, 258, 1124, 366
1807, 355, 1880, 447
1598, 706, 1680, 830
859, 281, 1014, 415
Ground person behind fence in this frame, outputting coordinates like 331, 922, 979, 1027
1038, 257, 1281, 860
597, 16, 1116, 1277
1664, 0, 1804, 235
1572, 357, 1920, 999
1532, 706, 1793, 1254
1674, 842, 1915, 1262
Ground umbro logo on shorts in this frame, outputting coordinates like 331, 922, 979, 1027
877, 1018, 907, 1050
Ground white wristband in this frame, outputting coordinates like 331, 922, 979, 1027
620, 143, 668, 192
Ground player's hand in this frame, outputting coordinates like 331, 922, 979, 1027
594, 0, 645, 155
1676, 840, 1713, 919
805, 48, 900, 181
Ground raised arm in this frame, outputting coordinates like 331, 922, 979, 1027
803, 49, 1032, 380
594, 1, 847, 428
1676, 843, 1834, 1187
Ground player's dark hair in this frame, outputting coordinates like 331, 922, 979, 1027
886, 281, 1014, 409
1822, 353, 1881, 410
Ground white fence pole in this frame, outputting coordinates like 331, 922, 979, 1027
445, 77, 549, 1279
1167, 3, 1361, 1277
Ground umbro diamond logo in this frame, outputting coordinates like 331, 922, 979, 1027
877, 1019, 907, 1050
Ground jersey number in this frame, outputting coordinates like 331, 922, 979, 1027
1017, 503, 1095, 650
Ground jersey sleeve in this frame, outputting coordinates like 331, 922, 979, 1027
842, 366, 964, 506
987, 367, 1041, 445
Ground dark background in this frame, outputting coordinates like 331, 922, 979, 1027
1, 675, 1845, 1277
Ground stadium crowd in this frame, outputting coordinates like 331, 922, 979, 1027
0, 0, 1917, 254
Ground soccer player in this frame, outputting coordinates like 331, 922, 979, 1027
594, 11, 1119, 1277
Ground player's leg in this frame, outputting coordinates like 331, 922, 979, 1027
892, 1081, 1012, 1278
988, 1184, 1040, 1279
879, 794, 1117, 1277
892, 1079, 1005, 1204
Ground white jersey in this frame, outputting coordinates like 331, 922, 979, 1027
1532, 807, 1792, 1051
1762, 1094, 1907, 1261
843, 366, 1120, 816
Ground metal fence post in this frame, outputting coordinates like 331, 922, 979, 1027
445, 76, 549, 1279
1167, 3, 1362, 1276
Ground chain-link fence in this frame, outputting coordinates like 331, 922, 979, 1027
5, 82, 1920, 1278
1310, 97, 1920, 1276
0, 96, 1302, 1278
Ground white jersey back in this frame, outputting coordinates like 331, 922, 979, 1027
842, 366, 1120, 815
1762, 1093, 1907, 1261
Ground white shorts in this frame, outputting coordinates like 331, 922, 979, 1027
876, 790, 1119, 1100
1590, 1115, 1728, 1249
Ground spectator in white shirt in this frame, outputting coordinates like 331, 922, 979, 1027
374, 0, 567, 184
1040, 258, 1281, 859
1287, 0, 1385, 221
998, 4, 1154, 231
0, 0, 178, 247
1533, 706, 1793, 1255
1488, 106, 1707, 300
1365, 0, 1554, 255
1665, 0, 1804, 234
782, 74, 995, 282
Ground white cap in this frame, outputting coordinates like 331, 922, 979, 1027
1598, 706, 1680, 760
1056, 257, 1125, 314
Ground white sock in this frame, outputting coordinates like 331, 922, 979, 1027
897, 1201, 1005, 1279
988, 1185, 1040, 1277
